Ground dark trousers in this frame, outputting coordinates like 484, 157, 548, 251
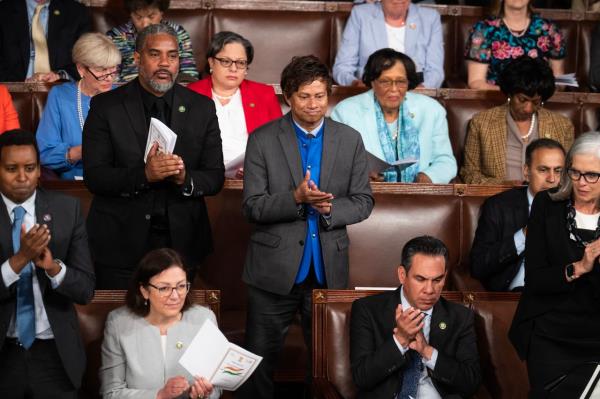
0, 339, 77, 399
527, 333, 599, 398
236, 274, 321, 399
94, 225, 202, 290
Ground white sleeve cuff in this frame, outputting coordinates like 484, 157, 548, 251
1, 260, 20, 287
46, 260, 66, 289
392, 334, 410, 355
424, 348, 438, 370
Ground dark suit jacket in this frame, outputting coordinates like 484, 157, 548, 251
0, 0, 91, 81
82, 80, 224, 271
0, 189, 95, 388
242, 114, 373, 295
470, 186, 529, 291
509, 190, 600, 360
350, 288, 481, 399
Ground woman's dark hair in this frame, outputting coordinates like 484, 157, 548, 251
206, 31, 254, 73
126, 248, 192, 317
362, 48, 419, 90
498, 56, 555, 101
125, 0, 170, 13
280, 55, 332, 100
488, 0, 534, 18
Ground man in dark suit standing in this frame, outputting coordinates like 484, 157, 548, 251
0, 129, 95, 398
239, 55, 373, 399
0, 0, 91, 82
351, 236, 481, 398
470, 138, 566, 291
83, 24, 224, 289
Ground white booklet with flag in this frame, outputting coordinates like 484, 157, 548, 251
144, 117, 177, 163
179, 319, 262, 391
555, 73, 579, 87
224, 152, 245, 179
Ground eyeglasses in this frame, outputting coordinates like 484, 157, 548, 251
213, 57, 249, 70
86, 66, 119, 81
147, 282, 191, 298
567, 168, 600, 183
375, 79, 409, 89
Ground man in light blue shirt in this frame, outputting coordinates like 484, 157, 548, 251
0, 0, 90, 82
470, 139, 566, 291
350, 235, 481, 398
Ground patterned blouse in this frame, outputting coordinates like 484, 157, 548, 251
107, 20, 199, 83
465, 14, 565, 84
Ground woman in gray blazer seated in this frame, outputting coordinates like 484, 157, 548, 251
100, 249, 221, 399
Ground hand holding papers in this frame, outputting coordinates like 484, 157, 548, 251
144, 117, 177, 162
225, 152, 245, 179
179, 320, 262, 391
144, 118, 185, 183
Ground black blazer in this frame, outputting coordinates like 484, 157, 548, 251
470, 186, 529, 291
509, 190, 600, 359
0, 0, 91, 81
82, 79, 224, 270
0, 189, 95, 389
350, 287, 481, 398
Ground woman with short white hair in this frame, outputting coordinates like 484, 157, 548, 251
510, 132, 600, 396
36, 33, 121, 180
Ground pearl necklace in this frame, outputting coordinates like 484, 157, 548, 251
520, 113, 536, 143
76, 80, 89, 131
212, 89, 237, 100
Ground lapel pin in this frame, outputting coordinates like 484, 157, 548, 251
178, 105, 186, 113
42, 214, 52, 222
175, 341, 183, 349
409, 23, 416, 30
53, 9, 60, 16
439, 321, 447, 330
408, 112, 415, 119
249, 102, 255, 108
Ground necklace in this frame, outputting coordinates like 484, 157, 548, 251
520, 113, 536, 143
212, 89, 237, 100
503, 17, 529, 37
77, 80, 86, 131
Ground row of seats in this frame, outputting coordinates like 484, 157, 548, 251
43, 179, 514, 385
75, 289, 525, 399
11, 83, 600, 171
312, 290, 525, 399
78, 1, 600, 89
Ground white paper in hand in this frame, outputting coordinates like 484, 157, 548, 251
224, 152, 245, 179
144, 117, 177, 163
178, 319, 262, 391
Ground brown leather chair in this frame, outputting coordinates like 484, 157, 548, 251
312, 289, 526, 399
76, 289, 220, 399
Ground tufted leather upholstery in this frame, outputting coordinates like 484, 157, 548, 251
312, 290, 526, 399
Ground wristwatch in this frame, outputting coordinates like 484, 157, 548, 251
565, 263, 578, 282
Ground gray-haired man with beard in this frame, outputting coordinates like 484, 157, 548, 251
83, 24, 224, 289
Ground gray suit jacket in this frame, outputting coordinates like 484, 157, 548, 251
242, 113, 373, 295
100, 305, 221, 399
0, 188, 95, 389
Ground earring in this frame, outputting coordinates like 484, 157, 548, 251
507, 97, 511, 104
209, 68, 213, 74
144, 299, 148, 306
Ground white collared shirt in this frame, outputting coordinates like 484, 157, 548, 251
213, 89, 248, 164
0, 192, 66, 339
292, 117, 324, 137
392, 287, 442, 399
